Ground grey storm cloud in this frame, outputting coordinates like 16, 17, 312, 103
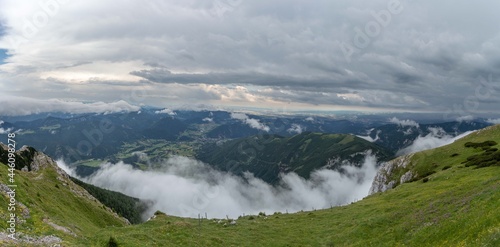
0, 0, 500, 114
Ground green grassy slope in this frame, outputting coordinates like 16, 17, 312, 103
197, 132, 394, 184
80, 125, 500, 246
378, 125, 500, 189
0, 158, 128, 246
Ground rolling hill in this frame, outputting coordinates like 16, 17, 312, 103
197, 132, 394, 184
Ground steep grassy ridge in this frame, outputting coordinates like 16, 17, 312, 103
0, 149, 128, 246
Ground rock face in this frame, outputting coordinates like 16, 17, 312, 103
0, 143, 130, 224
1, 144, 70, 177
369, 154, 416, 195
0, 144, 48, 171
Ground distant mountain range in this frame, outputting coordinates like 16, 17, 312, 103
360, 121, 490, 152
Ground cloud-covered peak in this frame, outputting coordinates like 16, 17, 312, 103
0, 97, 139, 116
389, 117, 419, 128
231, 112, 270, 132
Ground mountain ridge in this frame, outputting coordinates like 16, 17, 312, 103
0, 144, 130, 246
197, 132, 394, 184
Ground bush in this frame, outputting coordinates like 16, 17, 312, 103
464, 141, 498, 149
154, 211, 166, 216
258, 212, 266, 217
248, 216, 255, 220
450, 153, 459, 157
108, 236, 118, 247
442, 165, 452, 170
463, 148, 500, 168
422, 178, 429, 183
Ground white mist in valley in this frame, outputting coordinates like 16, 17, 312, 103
58, 155, 378, 219
397, 127, 475, 155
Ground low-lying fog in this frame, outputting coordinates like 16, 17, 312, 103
58, 155, 378, 219
57, 128, 472, 219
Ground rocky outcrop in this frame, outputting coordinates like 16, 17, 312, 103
0, 144, 60, 172
369, 154, 416, 195
0, 143, 131, 226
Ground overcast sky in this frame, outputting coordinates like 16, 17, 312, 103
1, 0, 500, 116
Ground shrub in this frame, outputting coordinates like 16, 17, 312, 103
422, 178, 429, 183
463, 149, 500, 168
464, 141, 498, 149
108, 236, 118, 247
258, 212, 266, 217
412, 170, 436, 182
450, 153, 459, 157
484, 140, 498, 146
154, 211, 166, 216
248, 216, 255, 220
442, 165, 451, 170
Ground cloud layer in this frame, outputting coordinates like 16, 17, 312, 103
397, 127, 474, 155
0, 96, 139, 116
58, 154, 378, 219
389, 117, 419, 128
1, 0, 500, 113
231, 112, 270, 132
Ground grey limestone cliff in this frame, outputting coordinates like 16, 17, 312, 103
369, 154, 417, 195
